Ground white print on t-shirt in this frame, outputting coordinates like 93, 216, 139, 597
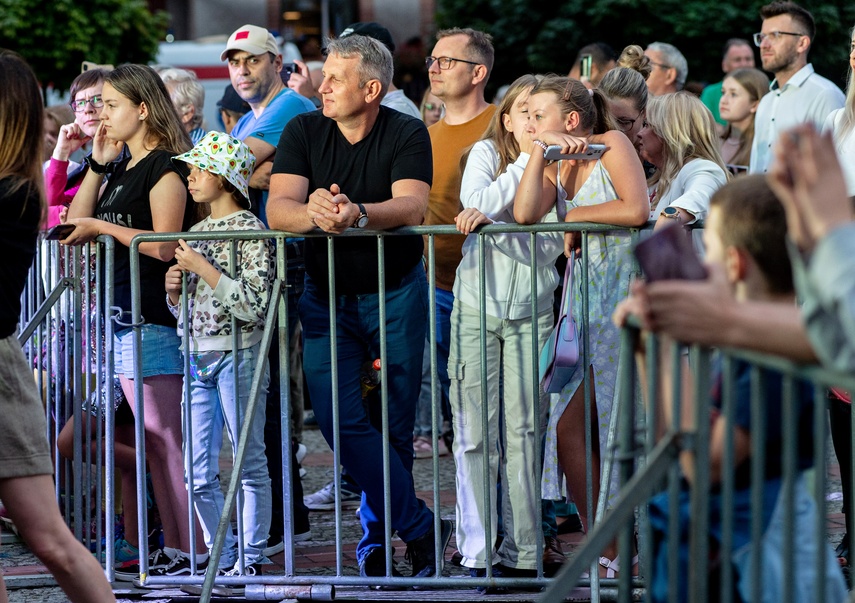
99, 212, 132, 228
100, 184, 124, 209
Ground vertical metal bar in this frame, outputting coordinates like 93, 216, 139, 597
376, 234, 395, 580
643, 332, 660, 603
180, 262, 197, 571
229, 239, 242, 573
278, 236, 296, 576
326, 235, 343, 575
529, 230, 544, 579
580, 231, 599, 597
781, 375, 796, 603
100, 236, 117, 581
688, 345, 711, 601
720, 355, 735, 603
477, 233, 493, 579
812, 384, 827, 603
427, 233, 444, 577
749, 366, 766, 603
616, 325, 637, 603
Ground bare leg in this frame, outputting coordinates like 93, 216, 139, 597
0, 475, 114, 602
556, 368, 601, 535
555, 369, 636, 576
121, 375, 205, 552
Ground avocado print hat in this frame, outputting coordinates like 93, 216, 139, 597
173, 131, 256, 204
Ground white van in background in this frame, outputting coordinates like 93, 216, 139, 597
155, 37, 302, 130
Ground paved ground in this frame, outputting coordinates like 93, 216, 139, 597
1, 420, 847, 602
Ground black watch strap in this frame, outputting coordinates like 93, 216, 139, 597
85, 155, 112, 175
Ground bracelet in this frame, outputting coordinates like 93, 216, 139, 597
84, 156, 112, 175
532, 139, 548, 152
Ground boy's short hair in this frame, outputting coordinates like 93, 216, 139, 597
709, 174, 793, 295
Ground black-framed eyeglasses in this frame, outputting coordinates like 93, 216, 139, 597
753, 31, 805, 46
425, 56, 480, 70
649, 61, 672, 71
615, 110, 643, 133
70, 95, 104, 113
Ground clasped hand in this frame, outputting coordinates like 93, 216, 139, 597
307, 183, 358, 233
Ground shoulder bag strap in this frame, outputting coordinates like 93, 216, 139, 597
557, 249, 575, 321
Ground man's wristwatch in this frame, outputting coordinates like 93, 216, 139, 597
353, 203, 369, 228
660, 206, 681, 221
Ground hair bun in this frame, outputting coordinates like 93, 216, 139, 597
617, 45, 652, 81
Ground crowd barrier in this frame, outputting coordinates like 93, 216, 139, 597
10, 223, 851, 602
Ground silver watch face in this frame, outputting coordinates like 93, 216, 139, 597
356, 215, 369, 228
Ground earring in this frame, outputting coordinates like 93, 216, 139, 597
139, 115, 145, 121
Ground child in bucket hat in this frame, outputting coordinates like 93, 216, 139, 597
166, 131, 276, 579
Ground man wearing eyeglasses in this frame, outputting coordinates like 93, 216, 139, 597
749, 1, 844, 173
419, 27, 495, 472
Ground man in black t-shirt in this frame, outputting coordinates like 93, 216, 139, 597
267, 34, 451, 583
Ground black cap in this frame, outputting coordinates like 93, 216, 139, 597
339, 22, 395, 54
216, 84, 250, 115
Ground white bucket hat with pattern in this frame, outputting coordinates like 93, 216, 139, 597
173, 131, 256, 205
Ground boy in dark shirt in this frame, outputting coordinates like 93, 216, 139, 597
616, 174, 846, 602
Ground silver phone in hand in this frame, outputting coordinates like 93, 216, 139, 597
544, 143, 607, 161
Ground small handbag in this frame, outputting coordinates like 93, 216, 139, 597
539, 251, 581, 394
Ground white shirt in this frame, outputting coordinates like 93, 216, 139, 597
652, 158, 728, 223
749, 64, 844, 173
824, 108, 855, 197
381, 89, 421, 119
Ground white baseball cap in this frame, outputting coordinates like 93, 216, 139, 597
221, 24, 279, 62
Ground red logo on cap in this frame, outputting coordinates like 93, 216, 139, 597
235, 30, 250, 40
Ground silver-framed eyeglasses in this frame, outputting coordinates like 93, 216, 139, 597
425, 56, 480, 70
70, 95, 104, 113
753, 31, 805, 46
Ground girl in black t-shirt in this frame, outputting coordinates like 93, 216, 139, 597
0, 50, 115, 603
65, 64, 208, 578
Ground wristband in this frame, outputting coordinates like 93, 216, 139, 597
532, 139, 548, 153
84, 156, 113, 175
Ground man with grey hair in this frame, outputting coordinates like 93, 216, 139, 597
644, 42, 688, 95
267, 34, 452, 584
157, 67, 207, 144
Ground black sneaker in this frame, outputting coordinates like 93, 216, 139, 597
114, 547, 172, 582
134, 553, 208, 588
406, 518, 453, 586
359, 546, 406, 591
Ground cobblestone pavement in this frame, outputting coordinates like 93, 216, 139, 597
1, 423, 847, 602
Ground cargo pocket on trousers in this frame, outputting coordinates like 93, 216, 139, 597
448, 359, 467, 427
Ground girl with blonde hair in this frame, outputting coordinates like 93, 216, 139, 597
636, 91, 729, 227
451, 73, 569, 582
513, 75, 648, 577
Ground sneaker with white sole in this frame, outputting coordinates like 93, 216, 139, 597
114, 547, 173, 582
134, 552, 208, 588
303, 479, 361, 511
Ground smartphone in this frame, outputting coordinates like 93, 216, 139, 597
44, 224, 76, 241
281, 62, 296, 83
633, 222, 707, 282
544, 143, 607, 161
580, 54, 593, 81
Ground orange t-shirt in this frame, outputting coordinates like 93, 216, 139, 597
425, 105, 497, 291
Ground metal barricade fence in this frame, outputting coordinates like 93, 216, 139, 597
12, 236, 116, 588
123, 222, 643, 600
15, 223, 851, 602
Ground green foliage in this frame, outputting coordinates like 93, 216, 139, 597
437, 0, 855, 99
0, 0, 169, 94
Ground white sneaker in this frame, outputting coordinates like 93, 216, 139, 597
303, 479, 361, 511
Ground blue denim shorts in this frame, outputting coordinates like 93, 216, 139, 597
113, 324, 183, 378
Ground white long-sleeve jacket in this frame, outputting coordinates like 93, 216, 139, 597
454, 139, 565, 320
